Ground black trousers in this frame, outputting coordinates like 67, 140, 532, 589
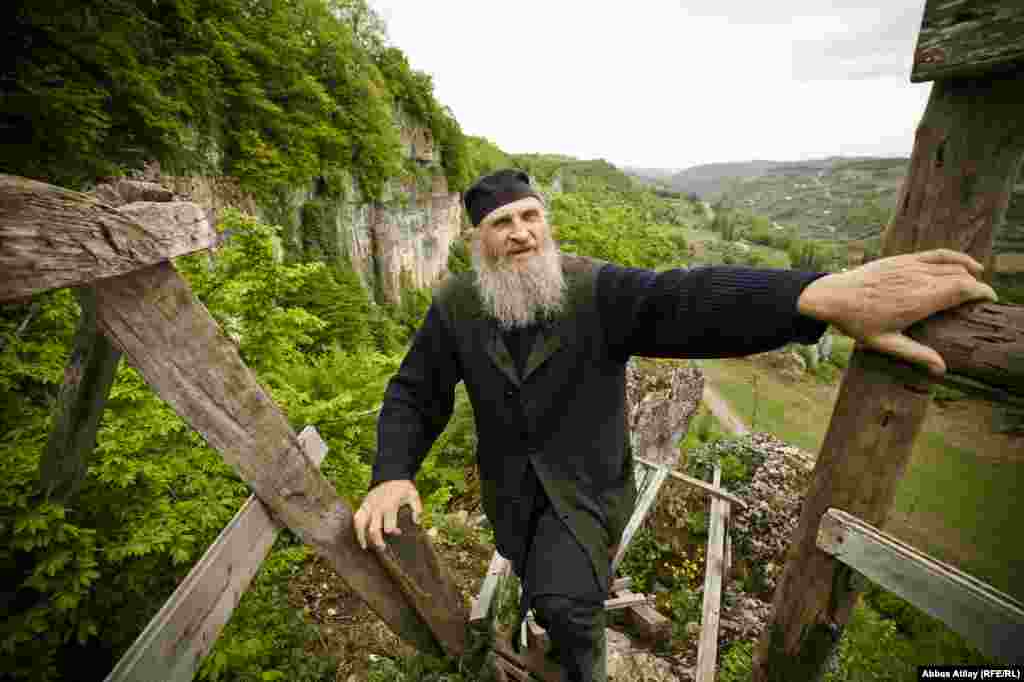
517, 476, 608, 682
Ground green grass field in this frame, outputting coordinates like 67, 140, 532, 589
700, 355, 1023, 600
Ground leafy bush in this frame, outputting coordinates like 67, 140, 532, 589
718, 640, 755, 682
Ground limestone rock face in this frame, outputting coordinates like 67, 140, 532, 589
626, 359, 705, 468
128, 110, 463, 307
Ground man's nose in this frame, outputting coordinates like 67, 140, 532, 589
508, 220, 530, 241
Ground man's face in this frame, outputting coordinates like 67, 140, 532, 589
470, 196, 566, 328
476, 197, 549, 267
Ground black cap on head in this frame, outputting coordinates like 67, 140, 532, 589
463, 169, 543, 227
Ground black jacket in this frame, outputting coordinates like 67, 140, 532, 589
372, 254, 828, 592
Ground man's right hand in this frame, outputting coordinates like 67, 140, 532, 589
353, 479, 423, 550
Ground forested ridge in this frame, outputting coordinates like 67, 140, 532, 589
4, 0, 472, 199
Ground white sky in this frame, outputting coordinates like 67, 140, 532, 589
367, 1, 933, 171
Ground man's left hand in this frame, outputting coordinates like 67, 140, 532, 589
797, 248, 998, 375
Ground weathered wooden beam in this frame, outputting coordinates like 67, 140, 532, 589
92, 262, 443, 657
912, 1, 1024, 83
907, 301, 1024, 398
817, 508, 1024, 664
603, 593, 652, 611
611, 463, 669, 576
0, 174, 215, 302
38, 288, 122, 502
610, 576, 632, 593
374, 505, 471, 658
105, 426, 328, 682
695, 466, 729, 682
470, 551, 512, 624
635, 455, 749, 509
613, 588, 671, 642
753, 69, 1024, 682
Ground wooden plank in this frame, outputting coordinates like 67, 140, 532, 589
907, 301, 1024, 398
106, 427, 327, 682
753, 68, 1024, 682
635, 455, 748, 509
493, 637, 564, 682
610, 576, 632, 593
696, 466, 730, 682
0, 175, 216, 302
92, 262, 442, 657
817, 508, 1024, 664
614, 589, 672, 642
912, 1, 1024, 83
604, 593, 652, 611
38, 288, 122, 502
611, 464, 669, 575
471, 551, 511, 622
374, 505, 471, 658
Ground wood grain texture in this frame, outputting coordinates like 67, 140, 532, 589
92, 262, 441, 656
374, 506, 470, 658
635, 455, 748, 509
105, 427, 327, 682
610, 463, 668, 576
471, 551, 511, 623
912, 1, 1024, 82
817, 508, 1024, 663
753, 68, 1024, 682
613, 589, 671, 642
0, 174, 215, 302
695, 466, 729, 682
907, 301, 1024, 397
38, 288, 122, 502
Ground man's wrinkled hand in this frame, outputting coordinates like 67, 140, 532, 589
797, 249, 998, 375
353, 479, 422, 550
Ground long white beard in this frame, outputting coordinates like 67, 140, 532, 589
471, 233, 567, 329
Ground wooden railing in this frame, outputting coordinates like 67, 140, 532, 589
1, 174, 469, 680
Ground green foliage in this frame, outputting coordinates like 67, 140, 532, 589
684, 437, 764, 490
549, 192, 689, 269
464, 136, 516, 183
618, 526, 673, 593
176, 210, 327, 374
787, 238, 845, 271
718, 640, 755, 682
198, 540, 339, 682
446, 237, 473, 276
0, 208, 436, 680
278, 261, 375, 355
416, 385, 477, 514
5, 0, 469, 199
667, 587, 702, 644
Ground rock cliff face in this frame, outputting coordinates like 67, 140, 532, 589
158, 105, 463, 305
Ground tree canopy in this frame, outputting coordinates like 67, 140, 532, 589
3, 0, 472, 198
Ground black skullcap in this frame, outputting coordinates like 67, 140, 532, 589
463, 169, 543, 227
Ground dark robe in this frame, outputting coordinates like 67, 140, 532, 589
371, 253, 828, 599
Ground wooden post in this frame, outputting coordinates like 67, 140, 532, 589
0, 175, 215, 302
696, 466, 729, 682
752, 68, 1024, 682
38, 288, 122, 502
91, 262, 445, 656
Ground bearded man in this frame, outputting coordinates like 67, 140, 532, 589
354, 168, 996, 682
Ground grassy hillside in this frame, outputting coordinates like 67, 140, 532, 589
630, 157, 1024, 261
701, 353, 1024, 602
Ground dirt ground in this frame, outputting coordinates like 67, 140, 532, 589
288, 512, 495, 681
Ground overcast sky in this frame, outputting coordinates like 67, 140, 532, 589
367, 1, 933, 171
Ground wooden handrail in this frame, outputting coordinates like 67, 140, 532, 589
817, 508, 1024, 664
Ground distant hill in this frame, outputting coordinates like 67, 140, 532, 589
626, 156, 1021, 256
